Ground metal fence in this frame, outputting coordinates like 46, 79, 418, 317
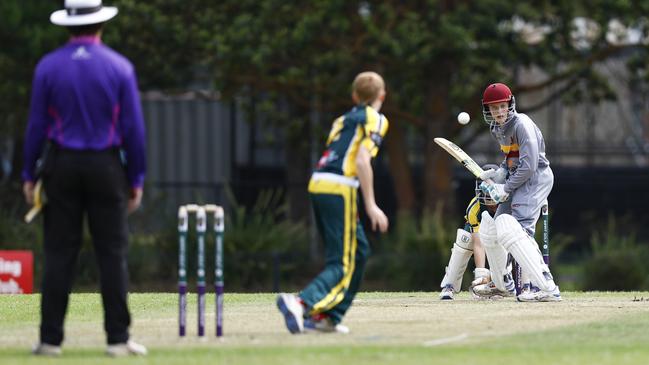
141, 96, 231, 214
139, 54, 649, 217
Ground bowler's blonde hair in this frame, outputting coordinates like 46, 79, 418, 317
352, 71, 385, 104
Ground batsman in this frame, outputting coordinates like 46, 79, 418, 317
439, 164, 502, 300
473, 83, 561, 302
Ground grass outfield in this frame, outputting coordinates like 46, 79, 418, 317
1, 291, 649, 364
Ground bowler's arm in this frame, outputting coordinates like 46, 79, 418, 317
356, 146, 388, 233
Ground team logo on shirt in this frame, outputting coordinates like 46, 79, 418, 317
316, 149, 338, 168
71, 46, 92, 60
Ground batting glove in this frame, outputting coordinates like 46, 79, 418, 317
479, 182, 509, 203
480, 168, 508, 184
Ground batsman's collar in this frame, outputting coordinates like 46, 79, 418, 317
50, 0, 118, 26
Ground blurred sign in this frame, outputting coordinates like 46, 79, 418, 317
0, 250, 33, 294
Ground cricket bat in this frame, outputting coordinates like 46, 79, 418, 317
433, 137, 494, 184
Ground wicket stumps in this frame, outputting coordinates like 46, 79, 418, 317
513, 200, 549, 294
541, 203, 550, 265
178, 204, 225, 338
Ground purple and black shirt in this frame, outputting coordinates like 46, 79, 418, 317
22, 35, 146, 188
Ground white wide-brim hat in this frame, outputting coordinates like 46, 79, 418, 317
50, 0, 118, 26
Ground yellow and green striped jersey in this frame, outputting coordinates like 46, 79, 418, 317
464, 196, 491, 233
315, 105, 389, 177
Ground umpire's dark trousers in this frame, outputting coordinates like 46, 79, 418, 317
40, 147, 131, 345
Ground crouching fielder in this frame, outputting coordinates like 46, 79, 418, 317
474, 82, 561, 302
439, 165, 501, 300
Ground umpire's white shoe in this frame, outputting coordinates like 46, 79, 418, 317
106, 340, 148, 357
276, 293, 305, 334
439, 284, 455, 300
517, 286, 562, 302
32, 343, 62, 356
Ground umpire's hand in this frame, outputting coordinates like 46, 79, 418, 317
23, 181, 35, 205
128, 187, 143, 214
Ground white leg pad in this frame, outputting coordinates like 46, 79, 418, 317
440, 229, 473, 291
478, 211, 509, 291
496, 214, 556, 291
521, 267, 531, 286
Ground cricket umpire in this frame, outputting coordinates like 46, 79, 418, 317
22, 0, 147, 357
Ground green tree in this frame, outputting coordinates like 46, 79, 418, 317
0, 1, 64, 180
2, 0, 649, 219
0, 0, 205, 183
202, 0, 649, 217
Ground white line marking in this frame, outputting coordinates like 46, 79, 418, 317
422, 333, 468, 347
